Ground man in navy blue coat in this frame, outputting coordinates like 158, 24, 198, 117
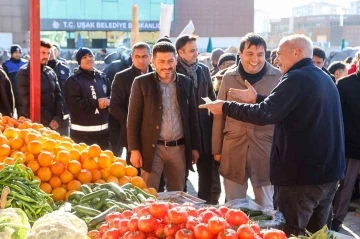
200, 34, 345, 236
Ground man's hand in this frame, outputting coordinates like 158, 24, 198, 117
98, 98, 110, 109
192, 150, 200, 164
214, 154, 221, 162
130, 150, 143, 168
49, 120, 59, 130
199, 100, 225, 115
228, 80, 257, 104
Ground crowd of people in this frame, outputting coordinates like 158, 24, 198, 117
0, 33, 359, 236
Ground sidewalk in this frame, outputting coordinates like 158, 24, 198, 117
186, 167, 360, 238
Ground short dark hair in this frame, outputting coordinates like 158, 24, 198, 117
152, 42, 176, 58
344, 56, 352, 64
327, 61, 346, 75
239, 33, 267, 53
40, 40, 52, 49
132, 42, 151, 54
175, 35, 198, 52
313, 46, 326, 60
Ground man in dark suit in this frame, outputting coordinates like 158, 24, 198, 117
109, 42, 152, 161
127, 42, 201, 191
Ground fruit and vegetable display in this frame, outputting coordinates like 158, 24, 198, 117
0, 115, 339, 239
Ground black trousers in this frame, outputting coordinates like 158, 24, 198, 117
196, 153, 221, 204
108, 115, 122, 156
70, 132, 109, 150
276, 182, 338, 236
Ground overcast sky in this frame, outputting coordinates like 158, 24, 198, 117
254, 0, 352, 18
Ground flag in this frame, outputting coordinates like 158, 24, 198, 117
340, 38, 345, 50
207, 37, 213, 53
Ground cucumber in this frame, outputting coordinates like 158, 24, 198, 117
121, 183, 133, 190
105, 199, 134, 210
250, 214, 272, 221
247, 210, 263, 217
73, 205, 101, 217
80, 184, 93, 194
137, 193, 147, 203
80, 189, 108, 203
99, 182, 127, 200
67, 191, 85, 202
88, 205, 122, 228
134, 186, 156, 199
92, 194, 108, 210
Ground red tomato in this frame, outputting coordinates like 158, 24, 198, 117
207, 216, 226, 234
128, 217, 139, 231
99, 224, 109, 235
164, 223, 180, 238
168, 207, 188, 224
146, 231, 157, 238
175, 229, 195, 239
193, 223, 214, 239
169, 203, 180, 209
109, 218, 122, 228
118, 219, 130, 236
262, 229, 287, 239
163, 214, 171, 224
127, 231, 146, 239
150, 202, 169, 219
155, 223, 167, 239
217, 206, 229, 218
147, 237, 157, 239
102, 228, 121, 239
138, 215, 158, 233
237, 224, 261, 239
184, 206, 198, 217
182, 202, 195, 207
217, 229, 238, 239
207, 207, 221, 216
106, 212, 123, 223
88, 230, 101, 239
133, 205, 146, 214
122, 210, 134, 219
197, 208, 207, 215
185, 216, 200, 231
225, 209, 249, 226
199, 211, 217, 224
138, 206, 151, 217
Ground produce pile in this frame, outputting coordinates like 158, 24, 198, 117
0, 115, 157, 203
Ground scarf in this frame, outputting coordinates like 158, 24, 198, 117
178, 57, 199, 88
238, 61, 267, 85
47, 59, 57, 70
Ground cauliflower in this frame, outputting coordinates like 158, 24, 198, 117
26, 211, 88, 239
0, 208, 31, 239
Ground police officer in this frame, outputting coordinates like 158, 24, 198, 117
65, 47, 110, 149
48, 47, 71, 136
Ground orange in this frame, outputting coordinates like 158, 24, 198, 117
61, 184, 67, 190
80, 150, 89, 163
27, 140, 42, 154
131, 176, 146, 189
110, 162, 125, 178
82, 158, 98, 170
100, 168, 111, 180
54, 146, 67, 155
37, 167, 52, 182
56, 150, 70, 165
90, 169, 101, 182
94, 179, 106, 184
69, 149, 81, 161
25, 133, 40, 144
114, 158, 127, 166
148, 188, 157, 197
27, 160, 40, 172
142, 188, 150, 194
67, 160, 82, 175
49, 176, 62, 188
9, 138, 24, 150
102, 150, 115, 162
88, 144, 101, 158
97, 154, 111, 169
65, 190, 76, 201
51, 161, 65, 175
106, 175, 119, 185
34, 176, 41, 183
43, 139, 57, 152
0, 135, 9, 145
48, 132, 61, 141
20, 145, 28, 153
72, 144, 81, 152
38, 151, 54, 167
58, 141, 72, 151
125, 165, 138, 177
59, 170, 73, 184
0, 144, 11, 156
12, 151, 26, 164
0, 156, 7, 162
51, 187, 67, 202
40, 183, 52, 194
3, 157, 14, 165
77, 169, 92, 184
1, 116, 10, 124
79, 143, 87, 151
24, 152, 34, 163
3, 127, 18, 139
67, 180, 81, 191
61, 136, 74, 143
18, 116, 27, 122
119, 176, 130, 186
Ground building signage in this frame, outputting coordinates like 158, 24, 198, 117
41, 19, 163, 31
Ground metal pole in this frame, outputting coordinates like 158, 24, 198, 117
29, 0, 41, 122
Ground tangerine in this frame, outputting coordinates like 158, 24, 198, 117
97, 154, 111, 169
37, 167, 52, 182
82, 158, 99, 170
94, 179, 106, 184
38, 151, 54, 167
0, 144, 11, 156
125, 165, 139, 177
40, 183, 52, 194
69, 149, 81, 161
119, 176, 130, 186
3, 127, 18, 139
25, 133, 40, 144
67, 180, 81, 191
56, 150, 70, 165
51, 187, 67, 202
131, 176, 146, 189
88, 144, 101, 158
27, 140, 42, 154
77, 169, 92, 184
49, 176, 62, 188
0, 135, 8, 145
43, 139, 57, 152
89, 169, 101, 182
60, 170, 74, 184
100, 168, 111, 180
67, 160, 82, 174
106, 175, 119, 185
51, 161, 65, 175
9, 138, 24, 150
27, 160, 40, 172
110, 162, 125, 178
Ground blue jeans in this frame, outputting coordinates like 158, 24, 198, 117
276, 182, 338, 236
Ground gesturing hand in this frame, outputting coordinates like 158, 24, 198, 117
228, 80, 257, 104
